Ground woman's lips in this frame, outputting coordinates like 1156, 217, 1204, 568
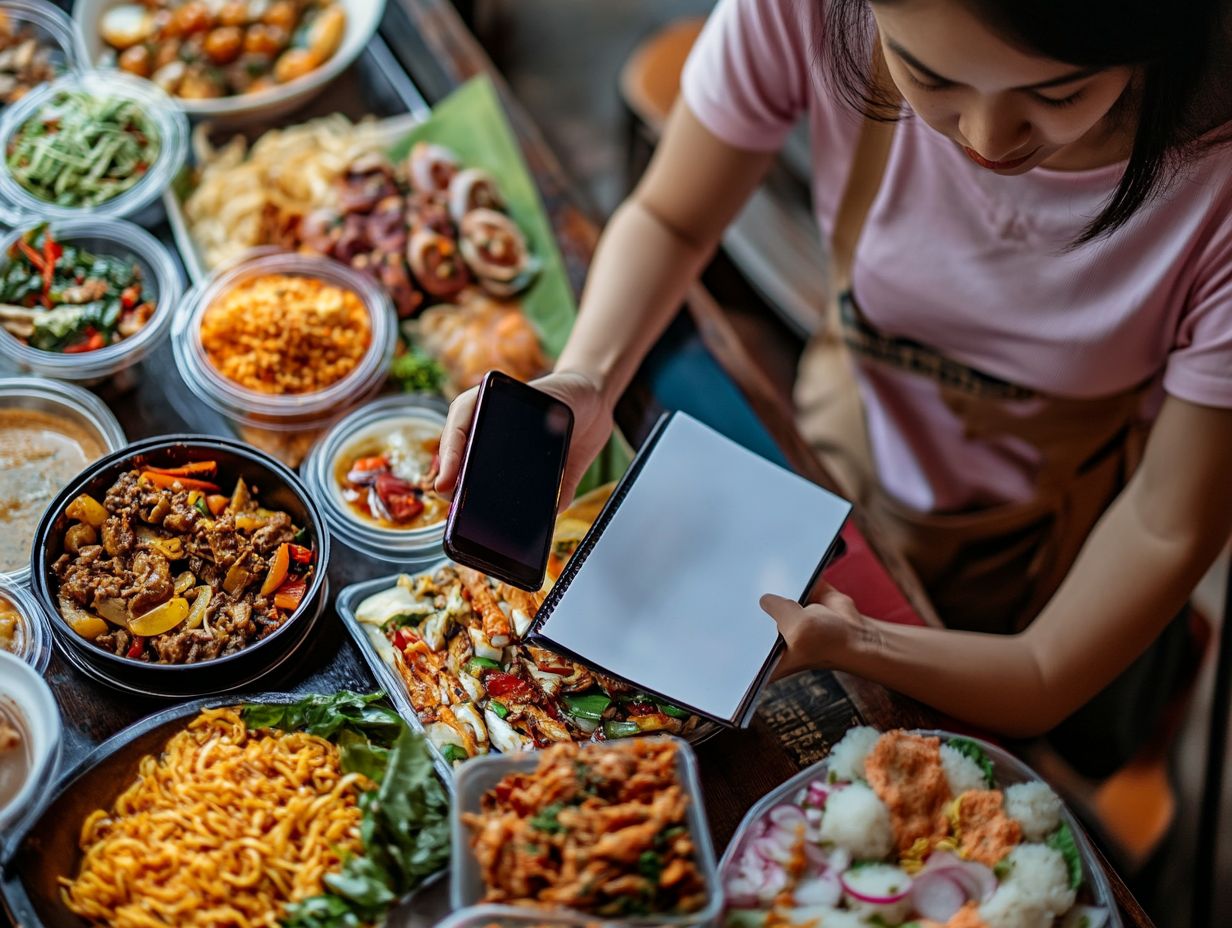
962, 146, 1036, 171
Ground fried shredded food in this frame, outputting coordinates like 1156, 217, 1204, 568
200, 273, 371, 394
60, 708, 369, 928
463, 739, 706, 917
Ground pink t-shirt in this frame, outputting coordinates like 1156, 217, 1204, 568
681, 0, 1232, 510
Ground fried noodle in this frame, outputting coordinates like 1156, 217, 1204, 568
60, 708, 371, 928
464, 739, 706, 917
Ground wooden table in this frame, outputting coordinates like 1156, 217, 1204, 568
2, 2, 1153, 926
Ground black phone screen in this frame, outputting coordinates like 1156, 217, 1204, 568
445, 372, 573, 590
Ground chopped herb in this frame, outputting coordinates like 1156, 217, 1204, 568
193, 496, 210, 518
530, 802, 566, 834
389, 347, 446, 394
1046, 823, 1084, 890
948, 737, 997, 786
993, 857, 1013, 879
637, 850, 663, 881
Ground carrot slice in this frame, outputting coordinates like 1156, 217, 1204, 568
205, 494, 229, 515
140, 471, 222, 493
273, 577, 307, 611
260, 544, 290, 596
145, 461, 218, 478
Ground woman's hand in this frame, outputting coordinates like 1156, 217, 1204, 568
760, 583, 871, 679
434, 369, 614, 508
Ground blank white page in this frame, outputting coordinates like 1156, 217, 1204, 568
537, 413, 851, 722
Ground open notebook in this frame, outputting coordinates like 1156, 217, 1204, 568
529, 412, 852, 727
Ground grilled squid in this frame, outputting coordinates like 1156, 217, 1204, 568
485, 707, 533, 753
459, 209, 528, 283
408, 141, 459, 194
299, 208, 343, 255
338, 153, 399, 213
407, 228, 470, 298
448, 168, 504, 223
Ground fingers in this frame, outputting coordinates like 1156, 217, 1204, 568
759, 593, 805, 625
434, 386, 479, 498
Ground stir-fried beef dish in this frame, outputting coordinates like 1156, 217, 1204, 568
52, 460, 315, 664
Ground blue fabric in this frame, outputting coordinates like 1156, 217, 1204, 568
641, 315, 790, 469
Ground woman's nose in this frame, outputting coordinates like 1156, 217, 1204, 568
959, 100, 1031, 162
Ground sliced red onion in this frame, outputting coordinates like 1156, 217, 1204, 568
840, 866, 913, 907
768, 804, 806, 828
921, 851, 997, 903
1060, 905, 1111, 928
910, 871, 967, 922
805, 780, 830, 807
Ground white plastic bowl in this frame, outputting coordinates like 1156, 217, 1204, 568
73, 0, 387, 125
0, 650, 62, 836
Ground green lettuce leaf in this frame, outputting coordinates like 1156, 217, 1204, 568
1046, 822, 1085, 890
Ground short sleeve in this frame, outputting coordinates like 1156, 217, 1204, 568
1164, 218, 1232, 408
679, 0, 812, 152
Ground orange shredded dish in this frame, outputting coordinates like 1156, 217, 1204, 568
463, 739, 707, 918
200, 273, 371, 394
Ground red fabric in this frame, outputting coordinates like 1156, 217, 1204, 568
822, 522, 927, 627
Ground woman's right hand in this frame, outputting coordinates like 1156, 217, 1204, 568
434, 369, 614, 508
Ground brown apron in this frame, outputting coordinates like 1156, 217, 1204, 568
793, 105, 1153, 636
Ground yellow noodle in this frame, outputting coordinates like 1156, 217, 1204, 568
59, 708, 371, 928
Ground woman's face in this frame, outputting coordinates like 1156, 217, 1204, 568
870, 0, 1135, 173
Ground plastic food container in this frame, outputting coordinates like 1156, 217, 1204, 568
302, 394, 449, 567
0, 68, 188, 225
0, 217, 182, 382
0, 376, 126, 586
718, 729, 1123, 928
29, 435, 331, 699
0, 650, 62, 841
172, 252, 397, 437
0, 0, 85, 92
0, 575, 48, 673
450, 737, 724, 925
437, 905, 610, 928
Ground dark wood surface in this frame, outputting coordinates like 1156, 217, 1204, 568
1, 3, 1152, 927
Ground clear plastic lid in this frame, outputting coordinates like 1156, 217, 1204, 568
0, 650, 62, 836
172, 251, 397, 432
0, 0, 84, 82
0, 376, 126, 586
0, 68, 188, 224
0, 217, 183, 381
0, 574, 48, 673
302, 394, 450, 566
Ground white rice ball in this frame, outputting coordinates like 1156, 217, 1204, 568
940, 743, 989, 797
1002, 843, 1077, 915
980, 884, 1054, 928
817, 782, 894, 860
1004, 781, 1064, 841
826, 725, 880, 783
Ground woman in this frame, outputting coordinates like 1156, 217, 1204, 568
437, 0, 1232, 764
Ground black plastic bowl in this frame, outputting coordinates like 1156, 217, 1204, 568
30, 435, 331, 698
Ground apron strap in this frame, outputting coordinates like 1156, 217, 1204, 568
830, 49, 900, 294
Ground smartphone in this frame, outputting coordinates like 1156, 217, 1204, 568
444, 370, 574, 591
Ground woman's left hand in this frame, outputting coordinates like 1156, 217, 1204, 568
760, 583, 871, 680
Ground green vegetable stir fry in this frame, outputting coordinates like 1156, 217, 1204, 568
0, 225, 155, 352
5, 90, 160, 207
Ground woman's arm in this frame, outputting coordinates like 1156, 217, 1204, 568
436, 103, 777, 497
763, 395, 1232, 737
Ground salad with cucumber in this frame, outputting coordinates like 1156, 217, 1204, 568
0, 224, 155, 353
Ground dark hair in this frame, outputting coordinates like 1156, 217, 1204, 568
821, 0, 1232, 243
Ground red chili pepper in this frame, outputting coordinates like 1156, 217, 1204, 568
375, 472, 425, 523
15, 238, 43, 271
287, 544, 313, 565
126, 636, 145, 659
41, 230, 58, 296
273, 577, 307, 611
392, 627, 417, 651
484, 672, 535, 702
624, 700, 658, 717
63, 328, 105, 353
120, 284, 141, 310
